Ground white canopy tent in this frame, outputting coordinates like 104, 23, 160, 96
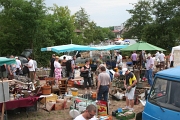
171, 45, 180, 67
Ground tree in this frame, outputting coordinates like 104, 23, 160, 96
48, 5, 75, 45
74, 7, 89, 30
123, 1, 153, 40
142, 0, 180, 51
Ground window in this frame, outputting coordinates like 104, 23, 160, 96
149, 78, 180, 112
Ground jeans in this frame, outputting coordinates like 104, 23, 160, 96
146, 69, 153, 86
97, 85, 109, 101
68, 70, 75, 80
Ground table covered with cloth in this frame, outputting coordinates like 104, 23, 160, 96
0, 96, 39, 111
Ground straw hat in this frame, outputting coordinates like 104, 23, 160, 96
55, 56, 59, 59
122, 68, 128, 75
147, 53, 151, 57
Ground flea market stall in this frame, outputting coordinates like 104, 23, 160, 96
0, 57, 39, 120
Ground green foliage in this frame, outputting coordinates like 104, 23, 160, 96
123, 0, 180, 53
0, 1, 115, 66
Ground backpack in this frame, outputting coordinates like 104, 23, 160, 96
109, 70, 113, 81
66, 60, 72, 72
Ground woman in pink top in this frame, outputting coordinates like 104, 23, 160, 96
54, 56, 62, 83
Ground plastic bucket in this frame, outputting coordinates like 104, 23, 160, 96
71, 88, 78, 96
72, 91, 78, 96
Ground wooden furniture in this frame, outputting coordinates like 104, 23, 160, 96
45, 77, 59, 95
59, 79, 68, 95
45, 77, 55, 85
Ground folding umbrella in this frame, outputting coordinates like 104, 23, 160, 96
121, 41, 166, 51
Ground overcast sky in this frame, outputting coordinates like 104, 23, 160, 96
44, 0, 138, 27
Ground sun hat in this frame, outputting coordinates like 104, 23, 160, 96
55, 56, 59, 59
122, 68, 128, 75
147, 53, 151, 57
15, 56, 18, 59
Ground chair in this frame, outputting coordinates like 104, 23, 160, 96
58, 79, 68, 95
45, 77, 55, 85
45, 77, 60, 95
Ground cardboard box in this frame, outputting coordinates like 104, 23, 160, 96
65, 100, 72, 109
40, 94, 58, 104
97, 100, 108, 116
54, 103, 64, 110
46, 102, 55, 111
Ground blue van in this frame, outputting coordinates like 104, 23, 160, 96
142, 66, 180, 120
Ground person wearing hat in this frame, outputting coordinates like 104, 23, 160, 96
54, 56, 62, 83
122, 68, 137, 111
15, 56, 22, 75
146, 53, 154, 86
50, 54, 56, 77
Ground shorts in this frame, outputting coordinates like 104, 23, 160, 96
116, 62, 122, 67
125, 87, 136, 100
0, 71, 7, 78
132, 61, 137, 65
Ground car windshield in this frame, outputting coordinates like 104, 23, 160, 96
149, 77, 180, 112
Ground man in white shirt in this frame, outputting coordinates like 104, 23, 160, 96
33, 60, 37, 81
158, 51, 165, 70
116, 52, 122, 68
146, 53, 154, 86
15, 56, 22, 75
27, 56, 35, 83
155, 51, 160, 61
74, 104, 97, 120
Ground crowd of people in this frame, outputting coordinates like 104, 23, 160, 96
0, 55, 37, 83
49, 54, 76, 84
0, 50, 173, 115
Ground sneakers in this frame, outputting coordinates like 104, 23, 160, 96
128, 108, 134, 112
122, 106, 129, 110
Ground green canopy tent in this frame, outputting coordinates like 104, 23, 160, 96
121, 41, 166, 51
0, 57, 16, 120
120, 41, 166, 83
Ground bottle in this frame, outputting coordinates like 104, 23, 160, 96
68, 89, 72, 95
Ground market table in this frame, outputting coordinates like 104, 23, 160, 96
0, 96, 39, 111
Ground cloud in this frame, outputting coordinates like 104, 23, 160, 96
44, 0, 138, 27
